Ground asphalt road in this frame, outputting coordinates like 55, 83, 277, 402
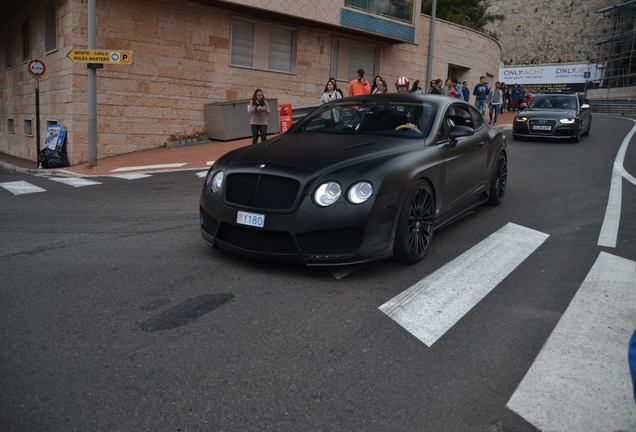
1, 115, 635, 432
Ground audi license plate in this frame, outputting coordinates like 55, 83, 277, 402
532, 125, 552, 130
237, 211, 265, 228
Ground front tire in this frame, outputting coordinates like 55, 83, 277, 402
488, 152, 507, 206
393, 180, 435, 263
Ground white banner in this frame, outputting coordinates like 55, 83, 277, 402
500, 64, 602, 85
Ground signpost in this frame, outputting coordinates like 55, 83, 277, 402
27, 60, 46, 167
67, 50, 134, 64
67, 45, 134, 167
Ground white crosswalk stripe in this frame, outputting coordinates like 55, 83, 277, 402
48, 177, 102, 187
507, 252, 636, 432
109, 173, 153, 180
0, 181, 47, 195
379, 223, 549, 347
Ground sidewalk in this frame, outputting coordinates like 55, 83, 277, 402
0, 112, 516, 177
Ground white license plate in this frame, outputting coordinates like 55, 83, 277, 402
532, 125, 552, 130
236, 211, 265, 228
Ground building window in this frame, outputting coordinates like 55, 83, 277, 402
24, 119, 33, 136
230, 18, 296, 73
22, 19, 31, 61
44, 1, 58, 53
8, 118, 15, 133
344, 0, 414, 23
4, 26, 11, 69
331, 38, 381, 82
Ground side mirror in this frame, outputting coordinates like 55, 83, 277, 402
581, 104, 590, 109
520, 103, 527, 110
448, 125, 474, 140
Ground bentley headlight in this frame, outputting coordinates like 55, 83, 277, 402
210, 171, 224, 193
347, 182, 373, 204
314, 182, 342, 206
559, 118, 576, 124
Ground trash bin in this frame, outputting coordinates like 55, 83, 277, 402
204, 99, 279, 141
279, 103, 292, 134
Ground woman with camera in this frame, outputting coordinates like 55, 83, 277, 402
248, 89, 271, 144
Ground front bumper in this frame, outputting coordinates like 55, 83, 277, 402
513, 118, 580, 139
200, 187, 402, 266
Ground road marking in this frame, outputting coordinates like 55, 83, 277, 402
598, 118, 636, 248
206, 161, 215, 165
110, 163, 187, 172
0, 181, 46, 195
49, 177, 102, 187
196, 171, 207, 178
507, 252, 636, 432
109, 173, 153, 180
379, 223, 549, 347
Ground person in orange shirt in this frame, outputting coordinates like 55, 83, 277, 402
348, 69, 370, 96
348, 69, 370, 124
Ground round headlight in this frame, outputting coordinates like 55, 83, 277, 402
314, 182, 342, 207
210, 171, 224, 193
347, 181, 373, 204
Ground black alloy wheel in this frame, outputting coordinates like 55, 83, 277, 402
488, 152, 507, 206
394, 180, 435, 263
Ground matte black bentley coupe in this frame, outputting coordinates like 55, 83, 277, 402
200, 94, 507, 266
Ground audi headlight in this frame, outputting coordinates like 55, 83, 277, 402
314, 182, 342, 207
559, 118, 576, 124
347, 182, 373, 204
210, 171, 224, 193
515, 116, 528, 122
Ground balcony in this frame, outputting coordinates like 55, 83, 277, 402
344, 0, 414, 23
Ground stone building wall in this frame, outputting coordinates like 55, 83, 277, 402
485, 0, 608, 66
0, 0, 501, 165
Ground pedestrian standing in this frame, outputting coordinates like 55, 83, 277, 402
473, 76, 489, 116
248, 88, 270, 144
320, 79, 343, 127
462, 81, 471, 102
411, 80, 425, 94
348, 69, 370, 124
486, 82, 503, 125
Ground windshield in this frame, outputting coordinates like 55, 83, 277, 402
291, 100, 438, 139
528, 95, 578, 110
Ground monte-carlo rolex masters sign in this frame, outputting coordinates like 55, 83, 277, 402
499, 63, 602, 92
67, 50, 134, 64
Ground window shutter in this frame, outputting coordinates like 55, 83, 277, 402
268, 27, 292, 72
231, 20, 253, 67
348, 43, 375, 80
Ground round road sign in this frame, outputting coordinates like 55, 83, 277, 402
28, 60, 46, 76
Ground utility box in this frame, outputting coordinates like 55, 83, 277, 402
204, 99, 279, 141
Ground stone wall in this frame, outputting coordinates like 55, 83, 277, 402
0, 0, 501, 165
485, 0, 608, 66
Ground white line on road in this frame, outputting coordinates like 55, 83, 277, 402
379, 223, 549, 346
598, 118, 636, 248
48, 177, 103, 187
0, 181, 47, 195
110, 163, 187, 172
507, 252, 636, 432
109, 173, 153, 180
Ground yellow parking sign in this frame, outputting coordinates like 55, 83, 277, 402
67, 50, 134, 64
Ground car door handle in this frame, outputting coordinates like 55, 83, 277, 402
477, 141, 485, 148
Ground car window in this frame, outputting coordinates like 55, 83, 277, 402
438, 104, 478, 141
529, 95, 578, 110
293, 100, 438, 139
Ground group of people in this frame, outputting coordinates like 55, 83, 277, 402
247, 69, 531, 144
